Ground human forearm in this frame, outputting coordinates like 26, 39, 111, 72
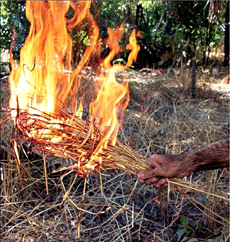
137, 138, 229, 188
183, 138, 229, 172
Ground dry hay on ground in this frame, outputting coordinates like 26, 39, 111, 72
0, 66, 229, 241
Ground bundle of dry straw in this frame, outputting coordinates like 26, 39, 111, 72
14, 107, 150, 177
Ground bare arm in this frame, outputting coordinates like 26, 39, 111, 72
186, 138, 229, 171
137, 138, 229, 188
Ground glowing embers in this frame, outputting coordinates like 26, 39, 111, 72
14, 106, 106, 177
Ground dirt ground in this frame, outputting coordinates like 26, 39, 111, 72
0, 64, 229, 241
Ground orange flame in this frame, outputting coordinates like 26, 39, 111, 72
9, 0, 140, 174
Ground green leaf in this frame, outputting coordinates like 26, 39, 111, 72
180, 216, 189, 226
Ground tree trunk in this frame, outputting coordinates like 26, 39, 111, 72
223, 0, 229, 66
190, 56, 196, 98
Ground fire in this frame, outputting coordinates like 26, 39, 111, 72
9, 0, 140, 176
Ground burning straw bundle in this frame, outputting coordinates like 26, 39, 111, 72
9, 0, 150, 179
14, 107, 150, 178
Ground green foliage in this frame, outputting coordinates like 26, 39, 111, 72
1, 0, 29, 60
98, 1, 166, 67
100, 1, 126, 29
97, 0, 225, 67
0, 0, 226, 68
176, 216, 199, 241
162, 0, 226, 65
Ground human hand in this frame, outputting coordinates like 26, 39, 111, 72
137, 154, 192, 188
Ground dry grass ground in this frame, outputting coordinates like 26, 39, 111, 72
0, 65, 229, 241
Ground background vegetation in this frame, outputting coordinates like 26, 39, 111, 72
0, 0, 229, 241
1, 0, 229, 69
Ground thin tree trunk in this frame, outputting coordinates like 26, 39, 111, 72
190, 56, 196, 98
224, 0, 229, 66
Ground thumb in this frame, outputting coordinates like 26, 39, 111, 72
137, 167, 162, 180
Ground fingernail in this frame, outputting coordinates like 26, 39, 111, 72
138, 172, 144, 178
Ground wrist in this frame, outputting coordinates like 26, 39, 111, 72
183, 153, 198, 173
